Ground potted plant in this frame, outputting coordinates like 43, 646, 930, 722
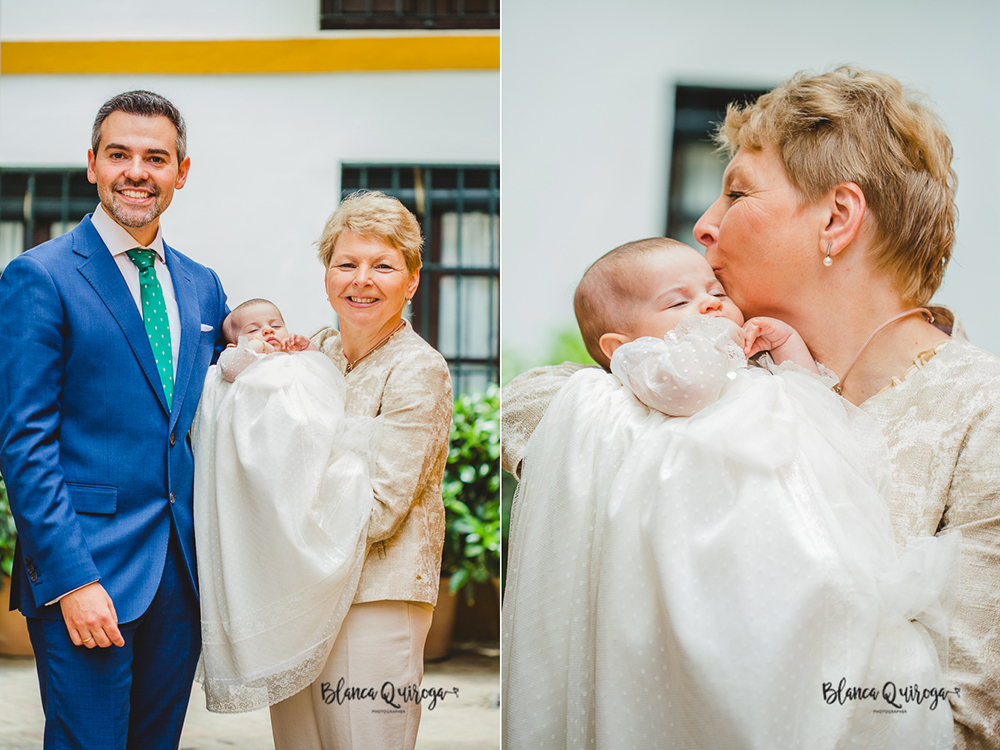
425, 384, 500, 660
0, 474, 33, 656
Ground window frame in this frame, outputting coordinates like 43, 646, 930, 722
0, 167, 98, 270
340, 163, 500, 394
666, 84, 771, 242
320, 0, 499, 30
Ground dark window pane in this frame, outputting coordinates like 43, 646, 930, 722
320, 0, 498, 29
666, 85, 770, 241
0, 168, 98, 268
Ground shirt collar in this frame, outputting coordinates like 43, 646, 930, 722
91, 203, 166, 262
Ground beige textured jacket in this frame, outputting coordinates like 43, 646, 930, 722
501, 309, 1000, 749
314, 321, 452, 607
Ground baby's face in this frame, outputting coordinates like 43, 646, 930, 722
230, 302, 289, 349
628, 247, 745, 339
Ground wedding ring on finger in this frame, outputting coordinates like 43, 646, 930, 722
82, 636, 94, 644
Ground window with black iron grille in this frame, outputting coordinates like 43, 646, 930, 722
666, 85, 770, 244
341, 164, 499, 395
0, 169, 98, 272
321, 0, 499, 30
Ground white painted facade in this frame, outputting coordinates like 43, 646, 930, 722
0, 0, 320, 40
502, 0, 1000, 365
0, 0, 500, 336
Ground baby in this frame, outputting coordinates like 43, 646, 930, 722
223, 298, 316, 354
503, 237, 958, 750
574, 236, 817, 405
193, 297, 377, 714
218, 298, 317, 382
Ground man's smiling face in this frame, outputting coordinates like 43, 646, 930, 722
87, 110, 190, 243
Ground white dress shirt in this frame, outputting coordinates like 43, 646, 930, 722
91, 204, 181, 379
47, 206, 184, 606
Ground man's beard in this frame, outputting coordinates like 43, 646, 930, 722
98, 181, 164, 229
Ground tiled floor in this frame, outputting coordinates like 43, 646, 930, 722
0, 643, 499, 749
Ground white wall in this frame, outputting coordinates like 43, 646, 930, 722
0, 2, 500, 336
0, 0, 321, 39
502, 0, 1000, 365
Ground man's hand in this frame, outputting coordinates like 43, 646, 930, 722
60, 582, 125, 648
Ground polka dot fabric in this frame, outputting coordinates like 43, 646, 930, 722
191, 351, 377, 712
503, 321, 957, 749
610, 316, 745, 417
126, 249, 174, 407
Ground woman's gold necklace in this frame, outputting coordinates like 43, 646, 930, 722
345, 319, 406, 374
832, 308, 933, 395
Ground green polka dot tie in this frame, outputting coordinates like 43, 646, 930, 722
126, 249, 174, 408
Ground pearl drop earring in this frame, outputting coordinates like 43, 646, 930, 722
823, 242, 833, 267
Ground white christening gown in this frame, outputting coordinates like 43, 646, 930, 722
502, 316, 959, 750
192, 342, 379, 713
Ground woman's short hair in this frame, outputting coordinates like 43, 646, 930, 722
715, 66, 956, 305
317, 190, 423, 274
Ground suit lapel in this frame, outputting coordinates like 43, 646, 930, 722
166, 244, 199, 430
74, 218, 171, 415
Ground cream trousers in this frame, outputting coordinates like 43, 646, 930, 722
269, 600, 433, 750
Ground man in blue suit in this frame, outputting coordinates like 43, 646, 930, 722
0, 91, 227, 748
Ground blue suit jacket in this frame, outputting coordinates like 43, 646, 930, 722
0, 214, 227, 623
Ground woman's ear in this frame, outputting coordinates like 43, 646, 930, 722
821, 182, 866, 258
599, 332, 632, 362
406, 269, 420, 300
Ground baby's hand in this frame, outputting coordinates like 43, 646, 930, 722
742, 317, 818, 373
726, 319, 746, 349
743, 317, 793, 359
282, 333, 318, 352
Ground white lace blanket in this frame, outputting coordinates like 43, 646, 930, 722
192, 351, 378, 713
503, 317, 958, 749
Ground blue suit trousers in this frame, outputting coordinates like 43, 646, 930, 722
26, 529, 201, 750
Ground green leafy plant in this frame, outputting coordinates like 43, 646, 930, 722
502, 325, 596, 386
441, 384, 500, 604
1, 475, 15, 578
547, 327, 596, 368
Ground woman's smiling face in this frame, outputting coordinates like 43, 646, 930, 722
693, 145, 825, 319
325, 230, 419, 339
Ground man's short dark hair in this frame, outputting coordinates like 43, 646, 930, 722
91, 90, 187, 162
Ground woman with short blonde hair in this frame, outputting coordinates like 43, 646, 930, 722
715, 65, 955, 305
270, 190, 452, 750
317, 190, 424, 274
502, 67, 1000, 748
